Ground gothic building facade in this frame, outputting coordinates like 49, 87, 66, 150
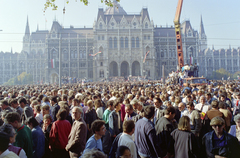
2, 1, 235, 85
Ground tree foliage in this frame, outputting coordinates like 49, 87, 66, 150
209, 68, 233, 80
44, 0, 120, 11
3, 72, 33, 86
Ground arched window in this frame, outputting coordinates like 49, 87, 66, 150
71, 50, 74, 59
125, 37, 128, 48
161, 49, 164, 57
52, 50, 57, 59
114, 37, 117, 48
99, 23, 102, 29
79, 50, 83, 58
136, 37, 139, 48
164, 49, 167, 57
188, 30, 192, 37
120, 37, 124, 48
169, 49, 172, 57
109, 37, 112, 48
131, 37, 135, 48
145, 22, 148, 29
74, 50, 77, 58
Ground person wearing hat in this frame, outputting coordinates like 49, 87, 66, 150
202, 116, 240, 158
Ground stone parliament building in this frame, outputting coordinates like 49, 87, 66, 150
0, 1, 239, 84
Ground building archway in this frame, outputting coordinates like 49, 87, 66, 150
51, 73, 59, 84
121, 61, 129, 77
132, 61, 140, 76
109, 61, 118, 76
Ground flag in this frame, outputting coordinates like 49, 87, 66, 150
51, 59, 55, 68
89, 51, 102, 57
143, 51, 150, 63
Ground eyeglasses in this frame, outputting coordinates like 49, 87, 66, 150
213, 125, 222, 128
120, 155, 133, 158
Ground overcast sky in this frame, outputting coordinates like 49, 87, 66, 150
0, 0, 239, 53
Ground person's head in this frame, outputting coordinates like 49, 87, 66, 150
94, 99, 102, 109
41, 105, 50, 116
50, 96, 58, 105
234, 114, 240, 129
205, 93, 212, 100
43, 114, 52, 127
4, 112, 21, 129
56, 108, 68, 120
210, 116, 225, 135
81, 149, 107, 158
211, 100, 219, 109
116, 146, 131, 158
178, 116, 191, 132
178, 102, 186, 112
113, 99, 122, 112
107, 100, 114, 111
199, 96, 206, 104
0, 132, 10, 154
130, 99, 139, 110
62, 94, 68, 102
25, 116, 39, 130
218, 101, 226, 109
153, 98, 162, 109
219, 94, 226, 102
186, 101, 194, 112
87, 100, 93, 110
0, 100, 9, 110
9, 98, 18, 109
72, 107, 83, 121
34, 104, 41, 114
122, 120, 135, 135
143, 105, 155, 119
125, 104, 134, 116
18, 97, 27, 108
164, 106, 176, 120
91, 120, 106, 136
72, 98, 79, 107
0, 124, 16, 144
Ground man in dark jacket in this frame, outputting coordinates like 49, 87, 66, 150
202, 116, 240, 158
50, 96, 60, 122
155, 106, 176, 157
134, 105, 161, 158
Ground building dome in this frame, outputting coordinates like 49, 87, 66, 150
105, 0, 127, 15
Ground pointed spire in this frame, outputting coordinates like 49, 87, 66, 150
11, 47, 13, 54
25, 16, 30, 36
37, 23, 39, 31
212, 45, 214, 50
199, 15, 205, 36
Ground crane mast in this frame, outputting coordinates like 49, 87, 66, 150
174, 0, 184, 69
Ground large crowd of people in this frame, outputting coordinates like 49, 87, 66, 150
0, 78, 240, 158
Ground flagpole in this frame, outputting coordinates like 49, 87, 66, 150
59, 33, 62, 87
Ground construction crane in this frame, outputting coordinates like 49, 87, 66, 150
174, 0, 184, 69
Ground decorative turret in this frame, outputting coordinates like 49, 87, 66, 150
22, 16, 31, 53
199, 15, 207, 51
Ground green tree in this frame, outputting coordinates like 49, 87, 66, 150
45, 0, 120, 11
209, 68, 233, 80
233, 71, 240, 79
3, 72, 33, 85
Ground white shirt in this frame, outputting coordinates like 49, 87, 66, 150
96, 107, 104, 119
35, 113, 43, 123
0, 149, 19, 158
195, 103, 211, 114
118, 133, 137, 158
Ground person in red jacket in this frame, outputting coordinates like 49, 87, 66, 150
49, 108, 71, 158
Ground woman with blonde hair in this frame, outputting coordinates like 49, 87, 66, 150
94, 99, 104, 119
85, 100, 98, 139
167, 116, 199, 158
